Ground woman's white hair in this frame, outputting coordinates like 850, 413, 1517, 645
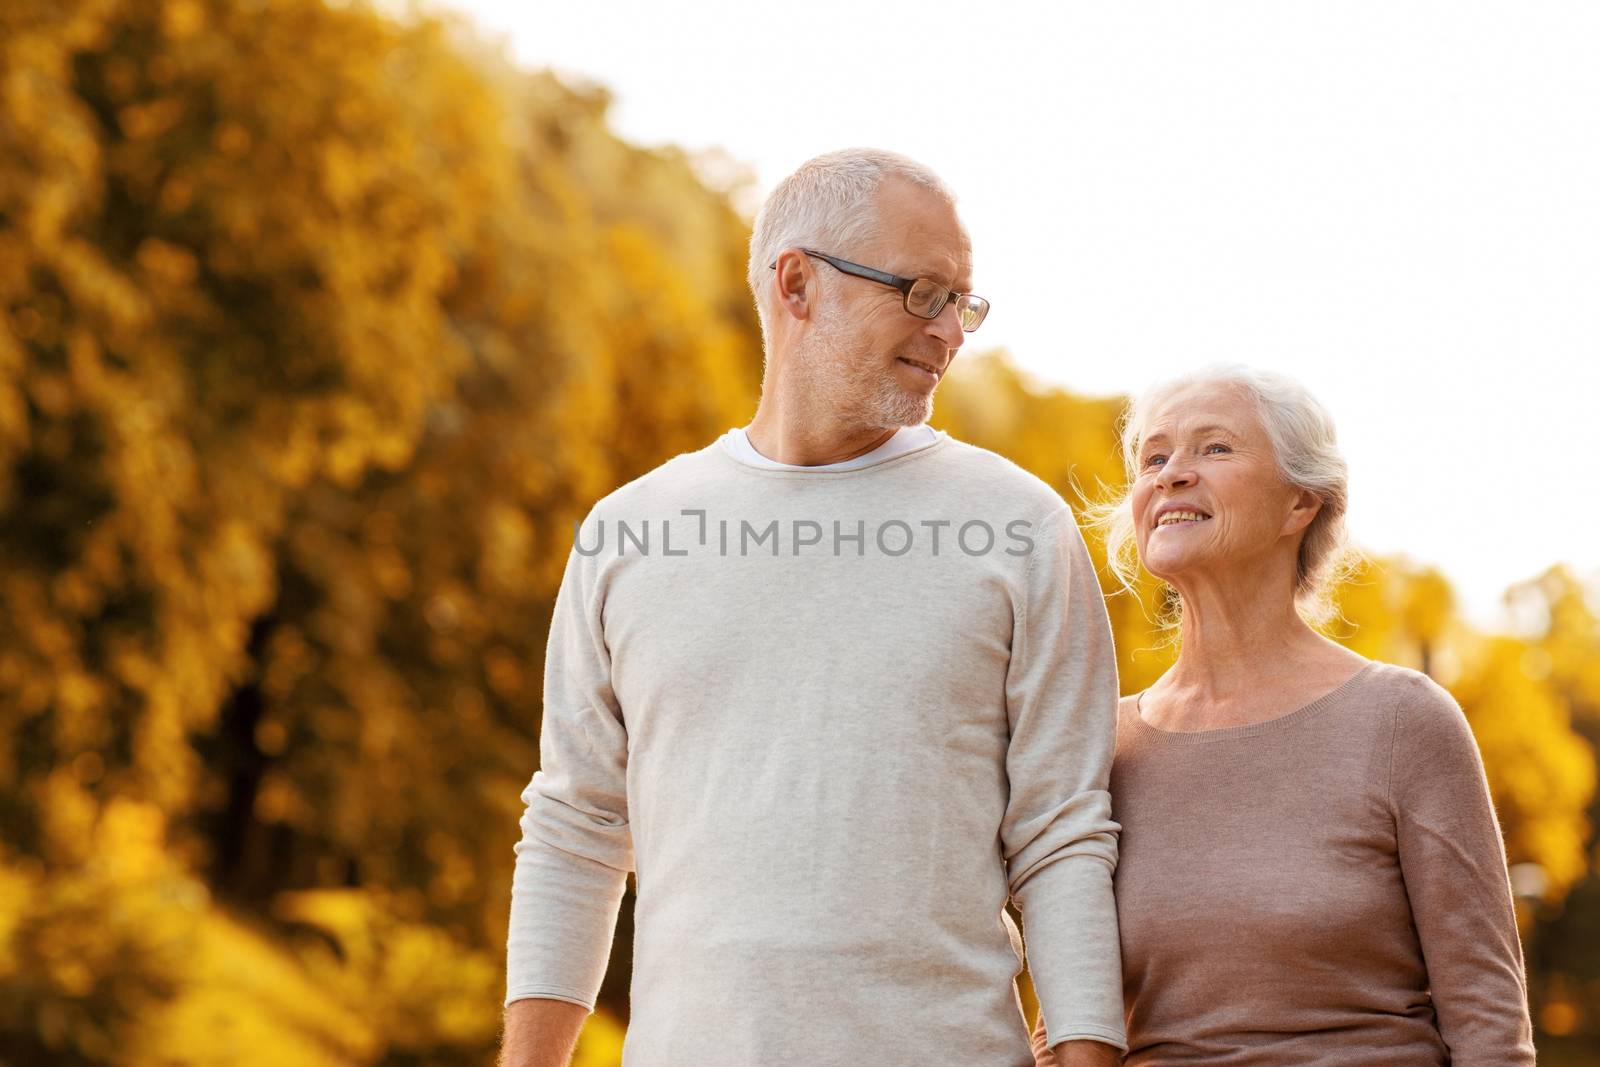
1090, 363, 1359, 627
746, 148, 955, 338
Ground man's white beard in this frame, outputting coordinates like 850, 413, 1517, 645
790, 318, 934, 431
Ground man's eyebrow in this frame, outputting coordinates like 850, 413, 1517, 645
904, 264, 957, 284
899, 259, 969, 288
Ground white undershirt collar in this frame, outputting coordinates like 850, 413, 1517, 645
720, 424, 939, 471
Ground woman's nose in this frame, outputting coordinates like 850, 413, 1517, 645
1156, 462, 1197, 491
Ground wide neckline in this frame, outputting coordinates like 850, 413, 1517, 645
710, 429, 951, 477
1131, 661, 1378, 743
722, 424, 938, 471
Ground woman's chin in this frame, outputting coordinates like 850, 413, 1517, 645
1142, 551, 1204, 585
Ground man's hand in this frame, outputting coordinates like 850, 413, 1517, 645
500, 998, 589, 1067
1037, 1038, 1123, 1067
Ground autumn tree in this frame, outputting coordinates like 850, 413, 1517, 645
1, 0, 755, 1061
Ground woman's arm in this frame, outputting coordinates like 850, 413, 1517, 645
1389, 671, 1537, 1066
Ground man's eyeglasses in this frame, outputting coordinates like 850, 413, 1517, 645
770, 249, 990, 333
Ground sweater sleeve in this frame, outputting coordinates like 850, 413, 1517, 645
505, 531, 633, 1010
1004, 505, 1127, 1052
1389, 672, 1536, 1065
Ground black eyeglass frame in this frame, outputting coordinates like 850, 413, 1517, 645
769, 248, 990, 332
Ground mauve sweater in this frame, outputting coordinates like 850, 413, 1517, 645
1033, 660, 1535, 1066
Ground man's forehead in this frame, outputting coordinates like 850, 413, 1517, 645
874, 226, 973, 284
900, 248, 972, 283
867, 179, 973, 282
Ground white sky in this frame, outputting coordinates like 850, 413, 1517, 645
439, 0, 1600, 628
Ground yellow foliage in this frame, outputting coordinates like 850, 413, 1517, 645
1451, 636, 1595, 897
267, 888, 503, 1054
0, 800, 201, 1062
573, 1009, 628, 1067
131, 908, 374, 1067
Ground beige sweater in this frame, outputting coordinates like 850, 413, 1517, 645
507, 429, 1128, 1065
1034, 660, 1535, 1065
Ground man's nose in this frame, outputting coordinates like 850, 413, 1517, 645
926, 299, 966, 351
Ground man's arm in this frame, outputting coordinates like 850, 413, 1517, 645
1032, 1009, 1122, 1066
501, 999, 588, 1067
1002, 505, 1127, 1054
502, 530, 633, 1066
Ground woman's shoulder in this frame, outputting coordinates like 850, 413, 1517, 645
1357, 659, 1468, 728
1112, 691, 1149, 750
1356, 662, 1504, 825
1355, 661, 1487, 803
1296, 659, 1477, 771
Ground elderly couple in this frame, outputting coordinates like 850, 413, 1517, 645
501, 149, 1535, 1067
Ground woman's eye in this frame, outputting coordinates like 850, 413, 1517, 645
1205, 443, 1230, 455
1143, 454, 1167, 468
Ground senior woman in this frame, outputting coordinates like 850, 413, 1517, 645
1032, 366, 1535, 1066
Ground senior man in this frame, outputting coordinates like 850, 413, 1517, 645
502, 148, 1124, 1067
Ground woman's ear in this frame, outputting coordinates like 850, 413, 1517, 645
1283, 487, 1323, 536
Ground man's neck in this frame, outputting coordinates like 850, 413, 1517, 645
743, 409, 900, 467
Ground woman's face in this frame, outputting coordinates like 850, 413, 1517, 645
1129, 383, 1317, 586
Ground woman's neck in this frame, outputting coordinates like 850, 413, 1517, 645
1151, 564, 1361, 718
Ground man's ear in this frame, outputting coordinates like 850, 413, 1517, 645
772, 248, 814, 322
1283, 487, 1323, 536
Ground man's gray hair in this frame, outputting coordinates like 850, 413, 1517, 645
1092, 363, 1359, 627
746, 148, 955, 336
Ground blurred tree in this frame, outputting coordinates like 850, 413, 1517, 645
1, 0, 756, 1060
1504, 567, 1600, 1049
